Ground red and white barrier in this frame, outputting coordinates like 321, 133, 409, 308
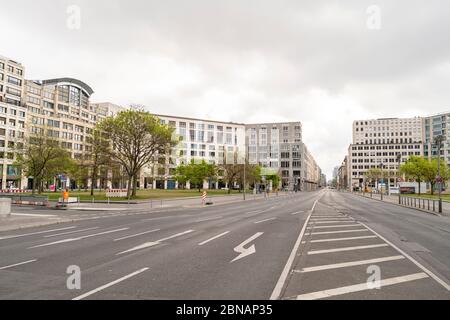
106, 189, 128, 198
0, 190, 31, 193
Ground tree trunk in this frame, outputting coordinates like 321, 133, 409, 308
132, 173, 138, 197
418, 179, 421, 195
127, 175, 133, 198
430, 182, 435, 195
90, 170, 96, 196
32, 178, 36, 195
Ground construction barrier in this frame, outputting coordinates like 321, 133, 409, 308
106, 189, 128, 198
0, 190, 32, 193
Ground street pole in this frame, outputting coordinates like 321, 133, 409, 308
397, 154, 402, 204
435, 135, 444, 213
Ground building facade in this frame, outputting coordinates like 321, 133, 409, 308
0, 55, 27, 189
245, 122, 321, 191
423, 112, 450, 166
348, 117, 423, 191
141, 114, 247, 190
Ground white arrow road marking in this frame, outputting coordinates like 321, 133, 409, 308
230, 232, 264, 263
72, 267, 149, 300
28, 228, 129, 249
117, 230, 194, 255
0, 226, 77, 240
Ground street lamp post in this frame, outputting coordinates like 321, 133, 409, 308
434, 135, 444, 213
379, 162, 384, 201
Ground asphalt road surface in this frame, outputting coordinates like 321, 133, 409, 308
0, 189, 449, 300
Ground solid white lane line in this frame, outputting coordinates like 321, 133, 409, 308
198, 231, 230, 246
307, 224, 360, 230
360, 222, 450, 291
29, 228, 129, 249
309, 235, 378, 243
312, 221, 356, 225
0, 226, 77, 240
254, 217, 277, 224
0, 259, 37, 270
117, 230, 195, 255
270, 198, 320, 300
114, 229, 161, 241
72, 268, 149, 300
308, 244, 389, 255
295, 256, 405, 273
310, 229, 369, 235
11, 213, 57, 217
296, 273, 429, 300
44, 227, 100, 238
310, 218, 353, 221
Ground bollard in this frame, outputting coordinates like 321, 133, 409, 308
0, 198, 12, 218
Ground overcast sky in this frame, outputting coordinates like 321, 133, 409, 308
1, 0, 450, 179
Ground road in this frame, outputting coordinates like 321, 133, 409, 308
0, 189, 449, 300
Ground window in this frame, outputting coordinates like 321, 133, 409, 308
7, 76, 22, 86
43, 101, 54, 109
6, 87, 21, 97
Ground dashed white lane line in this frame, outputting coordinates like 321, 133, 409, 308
29, 228, 129, 249
270, 198, 320, 300
114, 229, 161, 242
296, 273, 429, 300
195, 216, 223, 223
0, 226, 77, 240
198, 231, 230, 246
307, 224, 360, 230
360, 222, 450, 291
117, 230, 195, 255
294, 255, 405, 273
310, 217, 353, 221
0, 259, 37, 270
254, 217, 277, 224
291, 211, 305, 215
308, 244, 389, 255
72, 267, 149, 300
44, 227, 99, 238
308, 229, 370, 236
309, 235, 378, 243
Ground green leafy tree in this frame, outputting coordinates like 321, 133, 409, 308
175, 160, 216, 192
422, 158, 450, 195
14, 129, 73, 194
400, 156, 428, 195
85, 128, 112, 196
98, 109, 176, 198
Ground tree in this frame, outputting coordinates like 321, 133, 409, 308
14, 129, 73, 194
364, 168, 383, 191
222, 164, 243, 194
68, 157, 90, 191
98, 109, 176, 198
175, 160, 217, 192
400, 156, 428, 195
422, 158, 450, 195
85, 128, 111, 196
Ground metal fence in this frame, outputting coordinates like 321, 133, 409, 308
399, 196, 442, 214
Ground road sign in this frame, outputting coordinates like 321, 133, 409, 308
436, 176, 442, 183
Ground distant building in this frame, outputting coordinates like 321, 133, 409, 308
347, 117, 423, 191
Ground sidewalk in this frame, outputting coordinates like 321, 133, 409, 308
0, 191, 293, 232
351, 191, 450, 217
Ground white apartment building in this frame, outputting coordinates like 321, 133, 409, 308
140, 114, 246, 190
0, 55, 27, 189
348, 117, 423, 190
